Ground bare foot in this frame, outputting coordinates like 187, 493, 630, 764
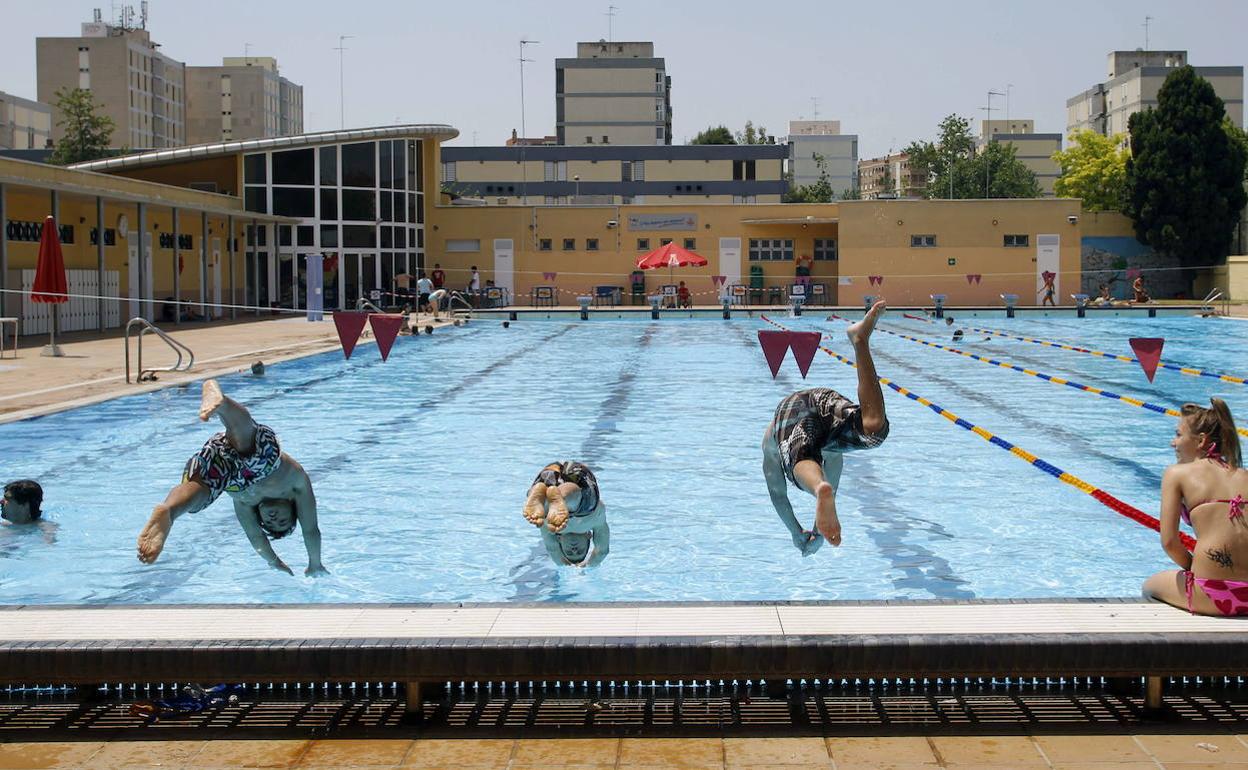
523, 486, 548, 527
198, 379, 224, 421
847, 300, 886, 347
813, 482, 842, 547
545, 485, 570, 533
137, 505, 172, 564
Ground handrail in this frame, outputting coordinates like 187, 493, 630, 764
355, 298, 384, 313
447, 292, 474, 317
125, 317, 195, 383
1202, 288, 1224, 315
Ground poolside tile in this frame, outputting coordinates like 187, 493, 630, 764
512, 738, 621, 765
1159, 764, 1248, 770
618, 737, 724, 767
490, 608, 638, 637
1034, 735, 1155, 764
928, 736, 1046, 766
296, 739, 415, 767
636, 606, 782, 636
193, 739, 311, 768
0, 741, 106, 769
400, 739, 514, 767
79, 739, 207, 769
723, 736, 831, 766
825, 736, 938, 766
1051, 763, 1161, 770
1134, 734, 1248, 764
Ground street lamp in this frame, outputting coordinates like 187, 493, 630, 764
573, 174, 580, 202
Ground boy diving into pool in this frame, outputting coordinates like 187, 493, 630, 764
523, 462, 610, 567
136, 380, 327, 576
762, 300, 890, 554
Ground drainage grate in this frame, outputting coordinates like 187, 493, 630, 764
3, 677, 1248, 736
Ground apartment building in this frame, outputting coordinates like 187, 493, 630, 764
555, 41, 671, 146
185, 56, 304, 144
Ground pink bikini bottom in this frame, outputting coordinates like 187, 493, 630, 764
1184, 571, 1248, 616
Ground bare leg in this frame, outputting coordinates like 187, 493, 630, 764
199, 379, 257, 454
523, 484, 547, 526
137, 480, 213, 564
845, 300, 887, 436
545, 482, 581, 533
792, 460, 840, 546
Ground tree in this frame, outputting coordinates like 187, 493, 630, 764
736, 120, 775, 145
783, 152, 835, 203
1052, 129, 1129, 211
1124, 66, 1247, 275
49, 87, 115, 165
690, 125, 735, 145
904, 114, 1040, 199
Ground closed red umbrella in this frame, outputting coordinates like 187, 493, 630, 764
32, 215, 68, 356
635, 242, 709, 292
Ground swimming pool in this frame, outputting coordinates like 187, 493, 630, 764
0, 313, 1240, 604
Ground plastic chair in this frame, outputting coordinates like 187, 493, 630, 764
728, 284, 747, 306
594, 285, 619, 307
660, 284, 678, 308
810, 283, 827, 306
532, 285, 556, 308
630, 270, 647, 306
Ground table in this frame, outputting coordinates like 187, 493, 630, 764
0, 318, 17, 359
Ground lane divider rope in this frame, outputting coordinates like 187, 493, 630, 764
827, 315, 1248, 439
761, 314, 1194, 551
929, 320, 1248, 386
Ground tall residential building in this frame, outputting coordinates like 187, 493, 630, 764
37, 16, 186, 149
185, 57, 304, 144
0, 92, 52, 150
1067, 50, 1244, 138
785, 121, 858, 197
858, 152, 926, 200
555, 41, 671, 146
979, 120, 1061, 196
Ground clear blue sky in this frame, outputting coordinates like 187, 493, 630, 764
3, 0, 1245, 157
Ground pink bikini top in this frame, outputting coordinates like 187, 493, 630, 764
1180, 443, 1248, 526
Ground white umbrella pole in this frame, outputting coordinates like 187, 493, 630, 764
41, 304, 64, 357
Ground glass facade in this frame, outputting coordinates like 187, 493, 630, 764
241, 137, 425, 310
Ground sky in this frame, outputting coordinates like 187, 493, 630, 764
3, 0, 1245, 158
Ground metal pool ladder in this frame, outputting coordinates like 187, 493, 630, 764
448, 291, 474, 320
125, 317, 195, 383
1202, 288, 1228, 316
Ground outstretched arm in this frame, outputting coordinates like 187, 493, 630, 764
540, 529, 570, 566
291, 466, 326, 576
763, 431, 817, 553
585, 507, 610, 567
233, 499, 293, 575
1159, 466, 1192, 571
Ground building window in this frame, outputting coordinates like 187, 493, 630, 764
544, 160, 567, 181
733, 160, 757, 181
297, 226, 314, 247
243, 153, 266, 184
442, 161, 456, 182
602, 135, 609, 144
320, 189, 338, 220
539, 238, 552, 251
341, 142, 376, 187
1004, 234, 1029, 247
319, 146, 337, 186
748, 238, 794, 261
814, 238, 838, 261
637, 238, 650, 250
586, 136, 593, 143
587, 238, 599, 251
563, 238, 576, 251
621, 160, 645, 181
683, 238, 696, 250
910, 234, 937, 247
342, 189, 376, 221
273, 187, 315, 217
271, 148, 314, 185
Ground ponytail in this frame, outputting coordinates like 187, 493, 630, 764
1182, 398, 1242, 468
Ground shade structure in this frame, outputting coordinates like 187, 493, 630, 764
635, 242, 710, 295
32, 215, 68, 357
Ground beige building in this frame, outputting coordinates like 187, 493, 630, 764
858, 152, 926, 200
0, 92, 52, 150
185, 57, 304, 145
555, 41, 671, 146
785, 121, 858, 196
1067, 51, 1244, 139
979, 120, 1061, 196
440, 144, 787, 206
37, 18, 186, 149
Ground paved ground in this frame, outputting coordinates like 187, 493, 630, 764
1, 732, 1247, 768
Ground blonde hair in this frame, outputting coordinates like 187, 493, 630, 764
1182, 398, 1242, 469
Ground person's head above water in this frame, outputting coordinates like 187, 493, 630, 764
250, 360, 266, 376
256, 498, 297, 539
1, 480, 42, 524
556, 532, 592, 564
1174, 398, 1242, 467
502, 321, 510, 328
945, 316, 955, 326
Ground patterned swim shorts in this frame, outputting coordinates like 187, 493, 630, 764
183, 424, 282, 504
771, 388, 889, 486
533, 461, 601, 515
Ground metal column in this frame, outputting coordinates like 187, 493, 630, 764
96, 196, 105, 331
172, 207, 180, 325
200, 211, 208, 319
137, 203, 147, 321
228, 215, 236, 320
0, 183, 7, 320
251, 217, 259, 316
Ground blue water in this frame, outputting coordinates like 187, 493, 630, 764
1, 314, 1245, 604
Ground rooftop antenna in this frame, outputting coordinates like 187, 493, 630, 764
1005, 83, 1014, 125
334, 35, 353, 129
139, 0, 147, 29
519, 38, 539, 203
981, 89, 1005, 198
93, 8, 102, 23
244, 42, 252, 65
605, 5, 618, 43
1143, 15, 1153, 50
810, 96, 819, 121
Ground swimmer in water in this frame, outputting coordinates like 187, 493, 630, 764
762, 300, 890, 553
523, 462, 610, 567
136, 380, 327, 576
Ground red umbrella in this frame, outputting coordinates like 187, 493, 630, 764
635, 242, 709, 291
32, 215, 68, 356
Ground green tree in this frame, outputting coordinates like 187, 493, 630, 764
783, 152, 835, 203
905, 114, 1040, 199
1052, 129, 1129, 211
736, 120, 775, 145
49, 87, 115, 165
690, 125, 736, 145
1124, 66, 1248, 275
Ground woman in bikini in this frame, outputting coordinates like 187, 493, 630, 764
1143, 399, 1248, 616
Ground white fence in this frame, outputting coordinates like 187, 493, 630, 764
14, 269, 121, 335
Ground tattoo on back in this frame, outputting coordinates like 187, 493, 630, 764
1206, 547, 1235, 569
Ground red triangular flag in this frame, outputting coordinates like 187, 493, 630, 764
333, 311, 369, 359
966, 274, 975, 285
757, 331, 791, 378
1129, 337, 1164, 382
787, 332, 822, 379
369, 313, 405, 362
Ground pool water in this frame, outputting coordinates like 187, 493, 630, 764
1, 314, 1244, 604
